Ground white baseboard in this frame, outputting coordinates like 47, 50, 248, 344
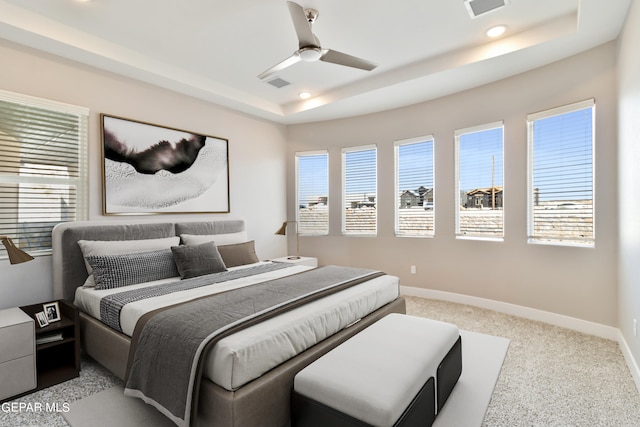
400, 286, 640, 393
618, 330, 640, 393
401, 285, 619, 339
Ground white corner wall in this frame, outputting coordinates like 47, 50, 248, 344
617, 0, 640, 387
288, 42, 619, 327
0, 40, 288, 309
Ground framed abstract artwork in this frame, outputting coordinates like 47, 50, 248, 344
101, 114, 229, 214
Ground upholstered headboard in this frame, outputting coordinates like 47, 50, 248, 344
51, 220, 246, 301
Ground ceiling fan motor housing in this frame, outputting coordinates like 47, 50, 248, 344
304, 8, 319, 23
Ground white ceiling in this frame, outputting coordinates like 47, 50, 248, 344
0, 0, 631, 124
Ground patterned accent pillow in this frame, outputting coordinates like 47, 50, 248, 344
171, 242, 228, 279
87, 249, 179, 290
78, 236, 180, 275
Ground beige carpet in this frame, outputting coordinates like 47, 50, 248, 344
405, 296, 640, 426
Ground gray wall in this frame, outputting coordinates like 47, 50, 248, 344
288, 42, 619, 327
618, 0, 640, 379
0, 40, 289, 309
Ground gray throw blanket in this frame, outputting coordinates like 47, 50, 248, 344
100, 262, 290, 332
124, 265, 384, 426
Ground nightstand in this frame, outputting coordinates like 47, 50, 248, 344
20, 300, 80, 391
272, 256, 318, 268
0, 308, 36, 401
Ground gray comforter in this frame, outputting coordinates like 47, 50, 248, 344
123, 265, 384, 426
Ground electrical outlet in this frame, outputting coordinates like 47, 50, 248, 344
410, 265, 416, 274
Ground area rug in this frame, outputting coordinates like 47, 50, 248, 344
63, 329, 508, 427
62, 385, 173, 427
434, 329, 510, 427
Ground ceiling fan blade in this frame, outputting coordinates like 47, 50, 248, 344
320, 49, 377, 71
287, 1, 317, 48
257, 53, 301, 80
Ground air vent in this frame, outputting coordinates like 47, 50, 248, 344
464, 0, 508, 18
266, 77, 291, 88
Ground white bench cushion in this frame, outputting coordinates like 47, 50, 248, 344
294, 313, 459, 427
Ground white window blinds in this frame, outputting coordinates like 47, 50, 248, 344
455, 122, 504, 239
395, 136, 435, 237
527, 99, 594, 246
0, 90, 88, 255
296, 151, 329, 235
342, 145, 377, 235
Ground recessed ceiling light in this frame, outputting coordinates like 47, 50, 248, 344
486, 25, 507, 38
298, 91, 311, 99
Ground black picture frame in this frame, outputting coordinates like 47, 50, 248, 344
42, 301, 61, 323
100, 114, 230, 214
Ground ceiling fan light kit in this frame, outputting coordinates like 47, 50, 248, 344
257, 1, 377, 80
298, 47, 322, 62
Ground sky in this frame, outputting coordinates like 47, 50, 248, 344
457, 126, 503, 193
532, 107, 593, 201
296, 106, 593, 206
297, 153, 328, 207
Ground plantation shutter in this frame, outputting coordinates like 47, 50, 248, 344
342, 145, 377, 235
0, 90, 88, 255
527, 99, 594, 246
455, 122, 504, 239
395, 136, 435, 237
296, 151, 329, 235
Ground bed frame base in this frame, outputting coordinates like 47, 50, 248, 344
80, 297, 407, 427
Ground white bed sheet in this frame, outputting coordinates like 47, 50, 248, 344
74, 262, 399, 390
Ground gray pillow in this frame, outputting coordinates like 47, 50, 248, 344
86, 249, 179, 290
217, 240, 259, 267
171, 242, 227, 279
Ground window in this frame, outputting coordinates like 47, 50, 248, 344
455, 122, 504, 239
342, 145, 377, 235
296, 151, 329, 235
527, 99, 594, 246
0, 90, 88, 255
395, 136, 435, 237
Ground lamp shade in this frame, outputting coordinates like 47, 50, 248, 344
1, 236, 34, 264
275, 221, 288, 235
274, 221, 300, 259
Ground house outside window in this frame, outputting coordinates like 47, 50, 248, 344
527, 99, 594, 246
296, 151, 328, 235
342, 145, 377, 236
0, 90, 88, 255
455, 122, 504, 240
395, 136, 435, 237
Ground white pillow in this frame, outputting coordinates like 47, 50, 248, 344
180, 231, 248, 246
78, 236, 180, 275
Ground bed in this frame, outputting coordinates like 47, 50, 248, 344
51, 220, 406, 427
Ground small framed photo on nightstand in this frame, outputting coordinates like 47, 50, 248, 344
43, 302, 61, 323
35, 311, 49, 328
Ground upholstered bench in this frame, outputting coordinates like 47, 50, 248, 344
292, 313, 462, 427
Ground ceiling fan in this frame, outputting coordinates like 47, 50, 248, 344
257, 1, 377, 80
